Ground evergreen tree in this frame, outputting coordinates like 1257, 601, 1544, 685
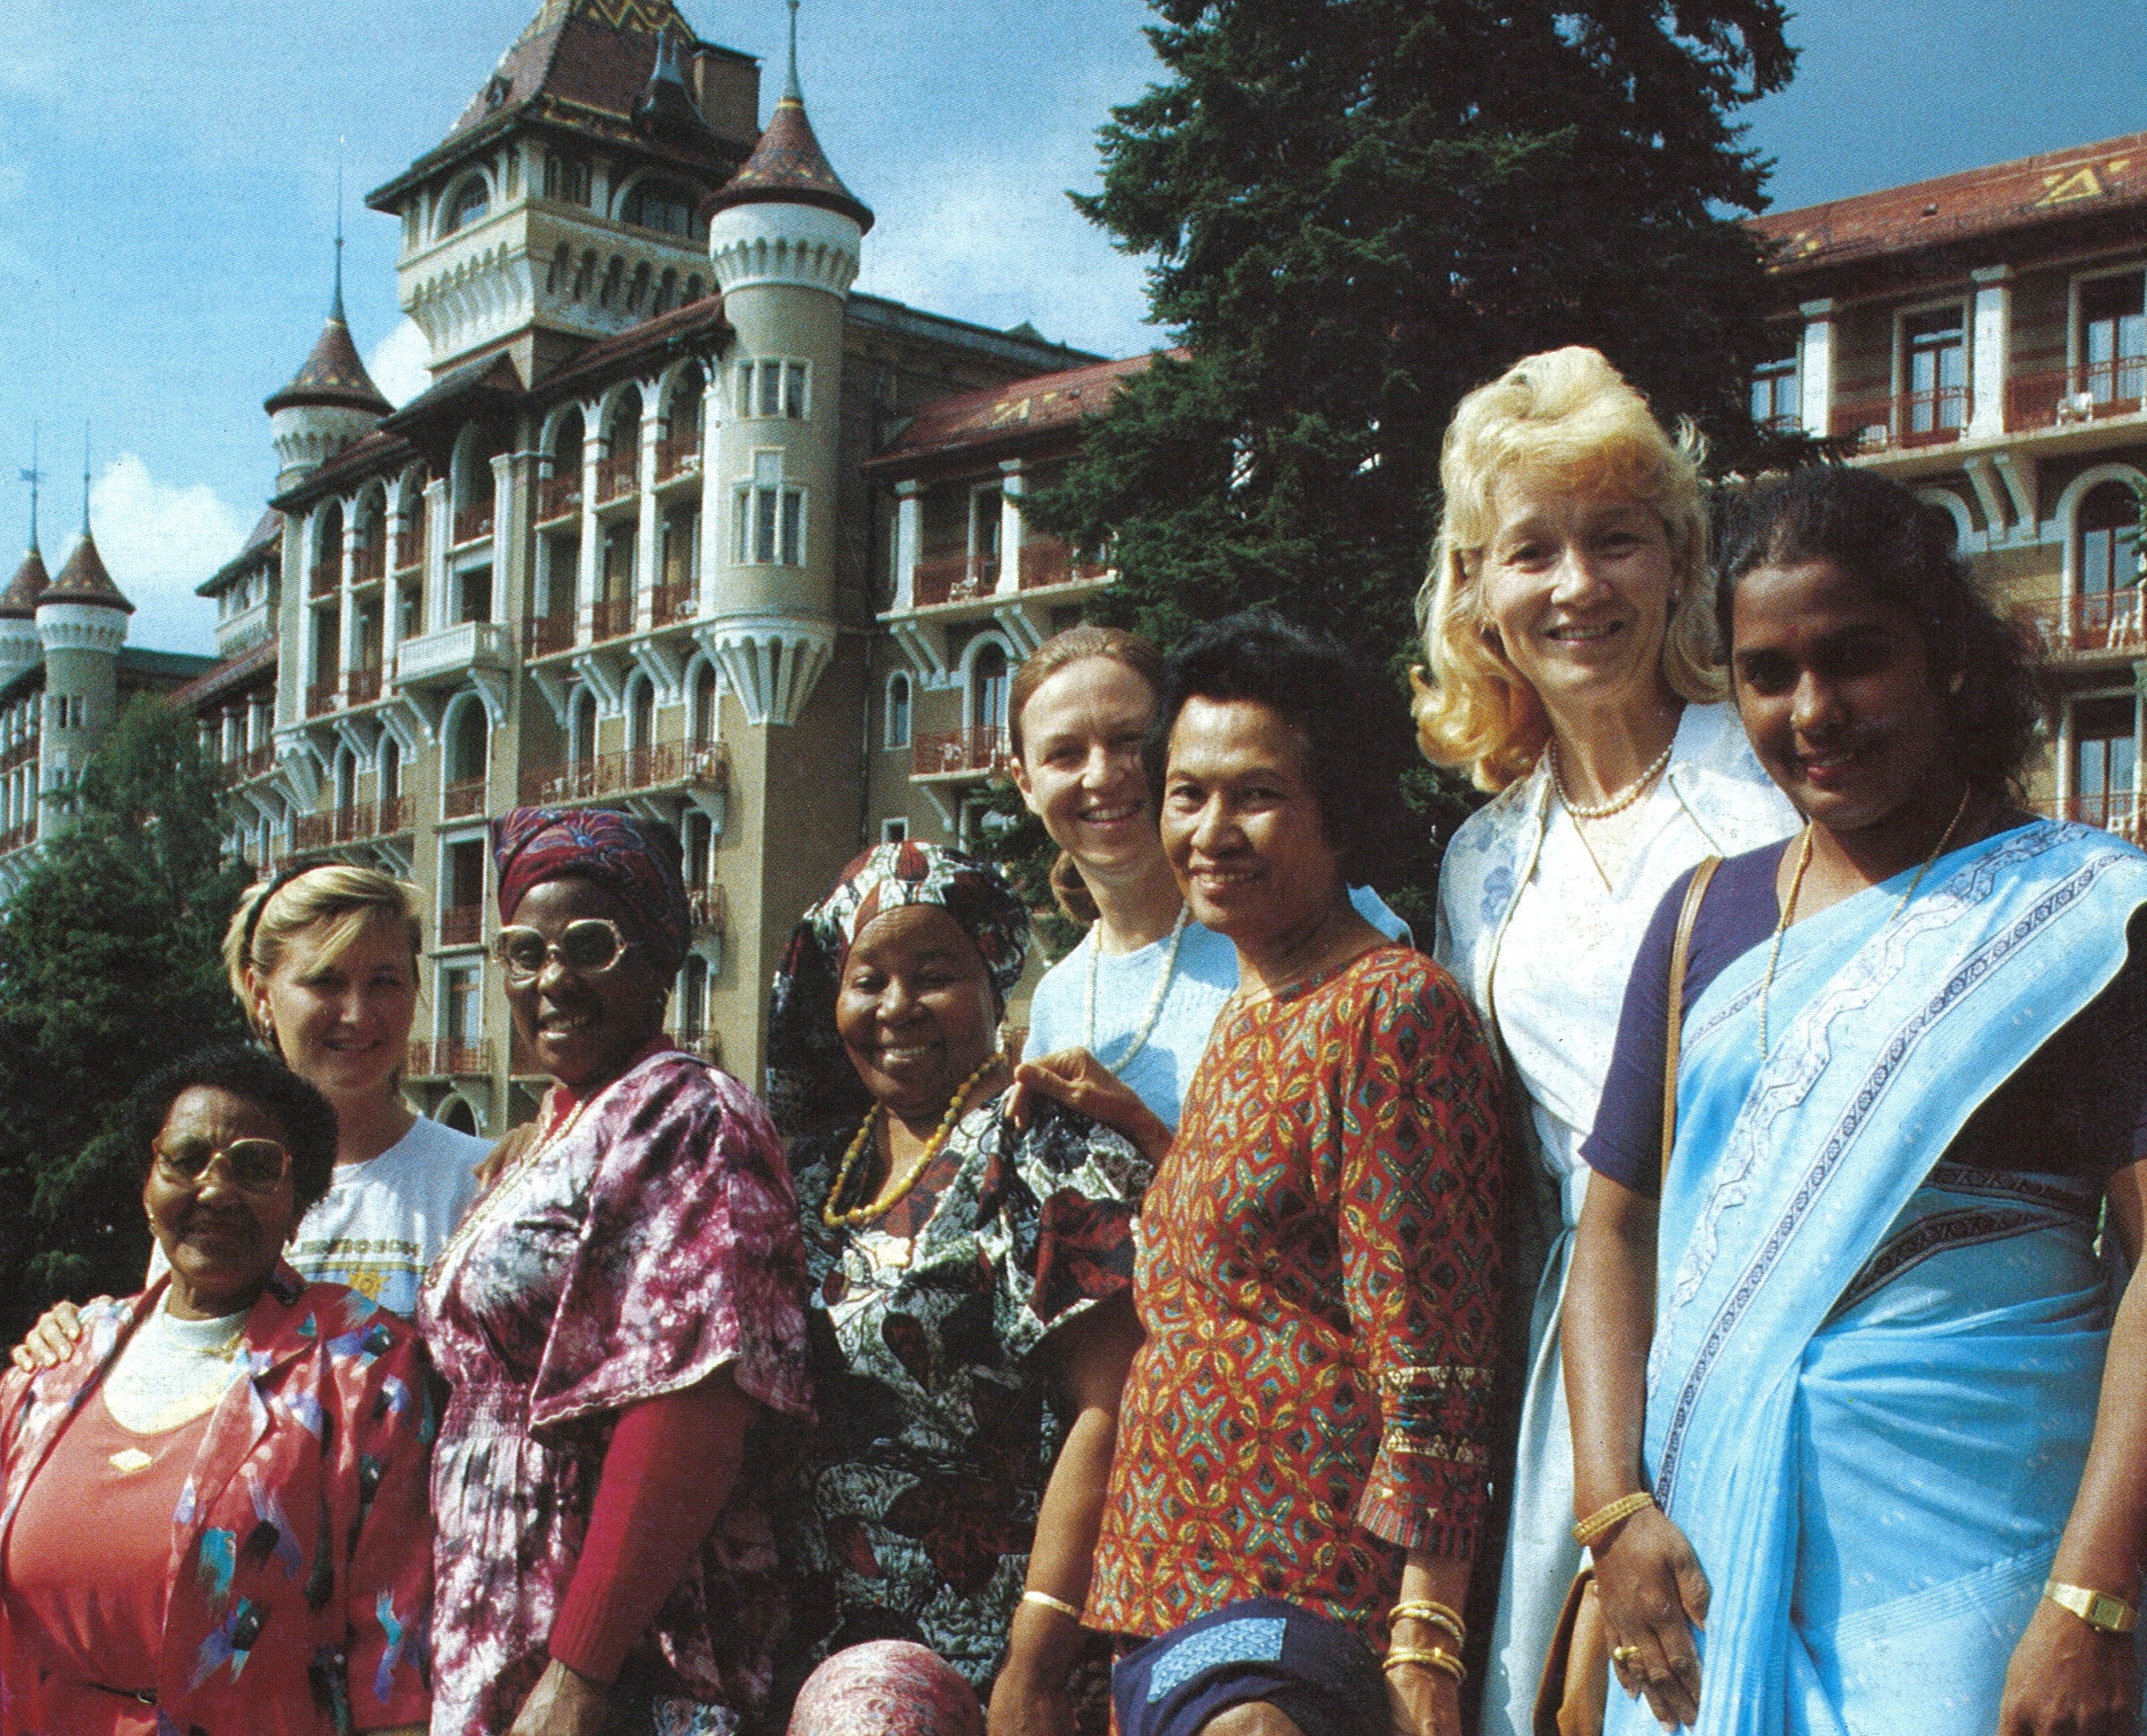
0, 696, 251, 1333
1040, 0, 1799, 926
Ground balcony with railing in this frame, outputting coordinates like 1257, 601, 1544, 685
351, 543, 385, 584
594, 452, 638, 506
590, 595, 635, 642
517, 740, 729, 806
442, 778, 488, 820
309, 560, 339, 599
347, 666, 383, 706
2004, 355, 2147, 433
305, 678, 338, 718
536, 472, 583, 524
1016, 537, 1111, 590
393, 527, 424, 573
655, 434, 702, 483
407, 1039, 492, 1079
664, 1029, 723, 1065
436, 903, 483, 947
524, 611, 576, 658
912, 726, 1010, 780
0, 732, 38, 775
452, 502, 494, 547
911, 554, 999, 607
219, 742, 275, 784
395, 620, 515, 688
292, 796, 414, 851
0, 820, 35, 857
2007, 584, 2146, 661
1830, 387, 1970, 453
2042, 789, 2144, 846
687, 883, 726, 932
650, 582, 695, 627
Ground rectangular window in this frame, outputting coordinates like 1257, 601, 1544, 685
735, 485, 805, 565
880, 816, 909, 842
1903, 308, 1967, 437
544, 154, 591, 207
456, 563, 492, 625
2072, 695, 2138, 830
2081, 271, 2146, 406
1750, 343, 1799, 433
736, 360, 809, 419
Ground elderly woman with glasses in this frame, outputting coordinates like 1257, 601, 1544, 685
0, 1044, 434, 1736
420, 806, 813, 1736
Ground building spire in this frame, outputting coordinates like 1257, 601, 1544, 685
18, 424, 40, 556
332, 145, 348, 324
80, 422, 90, 539
784, 0, 802, 102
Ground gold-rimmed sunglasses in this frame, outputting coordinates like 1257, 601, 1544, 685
153, 1137, 294, 1194
492, 918, 639, 984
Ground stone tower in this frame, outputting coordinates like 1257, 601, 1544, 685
265, 253, 393, 494
34, 507, 133, 791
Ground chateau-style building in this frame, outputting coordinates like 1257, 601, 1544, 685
1750, 134, 2147, 837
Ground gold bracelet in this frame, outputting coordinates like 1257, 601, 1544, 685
1383, 1645, 1466, 1684
1387, 1599, 1465, 1644
1020, 1589, 1085, 1623
2045, 1579, 2140, 1635
1573, 1491, 1655, 1547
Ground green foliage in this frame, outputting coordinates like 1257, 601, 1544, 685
0, 697, 251, 1335
970, 786, 1086, 964
1034, 0, 1803, 908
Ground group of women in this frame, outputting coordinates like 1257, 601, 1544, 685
1, 342, 2143, 1736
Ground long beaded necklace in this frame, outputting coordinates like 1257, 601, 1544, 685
1756, 784, 1974, 1059
823, 1052, 1005, 1231
1082, 902, 1189, 1073
1548, 736, 1675, 821
426, 1090, 594, 1286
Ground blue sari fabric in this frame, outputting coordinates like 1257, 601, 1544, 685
1610, 822, 2147, 1736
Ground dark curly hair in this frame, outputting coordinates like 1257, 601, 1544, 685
1146, 611, 1415, 887
1716, 464, 2045, 798
130, 1044, 339, 1221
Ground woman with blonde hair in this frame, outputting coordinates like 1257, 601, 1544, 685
14, 863, 486, 1360
1417, 347, 1795, 1736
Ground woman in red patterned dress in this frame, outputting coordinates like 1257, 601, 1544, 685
1016, 614, 1506, 1736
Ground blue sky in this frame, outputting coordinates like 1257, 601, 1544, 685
2, 0, 2141, 656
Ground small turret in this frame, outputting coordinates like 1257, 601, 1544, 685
635, 27, 716, 147
266, 246, 392, 492
0, 546, 47, 684
35, 475, 130, 781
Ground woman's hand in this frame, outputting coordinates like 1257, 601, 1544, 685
1591, 1506, 1709, 1730
1996, 1597, 2140, 1735
1007, 1049, 1171, 1163
508, 1658, 610, 1736
10, 1300, 88, 1373
987, 1645, 1077, 1736
1385, 1661, 1464, 1736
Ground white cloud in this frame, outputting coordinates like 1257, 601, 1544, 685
84, 452, 248, 657
367, 319, 432, 410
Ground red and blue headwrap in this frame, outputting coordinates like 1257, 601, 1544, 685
493, 806, 691, 979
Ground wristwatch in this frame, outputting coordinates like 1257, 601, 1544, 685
2045, 1579, 2140, 1635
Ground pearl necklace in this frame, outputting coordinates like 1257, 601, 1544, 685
823, 1052, 1004, 1230
1549, 737, 1675, 821
1083, 903, 1189, 1074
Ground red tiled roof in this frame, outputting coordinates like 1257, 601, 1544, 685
265, 314, 391, 418
169, 635, 277, 711
541, 292, 729, 394
1754, 131, 2147, 274
869, 352, 1164, 469
41, 532, 133, 614
706, 94, 871, 232
0, 548, 48, 620
449, 0, 703, 139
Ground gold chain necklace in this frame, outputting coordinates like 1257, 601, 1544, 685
823, 1052, 1004, 1231
426, 1091, 594, 1286
1755, 785, 1974, 1060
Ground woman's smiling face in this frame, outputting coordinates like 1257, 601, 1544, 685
1011, 655, 1163, 882
501, 876, 668, 1089
834, 904, 999, 1126
248, 912, 418, 1104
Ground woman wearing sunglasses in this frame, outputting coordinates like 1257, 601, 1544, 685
420, 806, 813, 1736
0, 1043, 435, 1735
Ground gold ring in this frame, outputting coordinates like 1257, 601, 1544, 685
1612, 1644, 1642, 1665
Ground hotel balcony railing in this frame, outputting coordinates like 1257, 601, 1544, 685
912, 554, 998, 607
655, 435, 702, 483
536, 473, 583, 524
347, 666, 383, 706
2042, 789, 2144, 847
452, 503, 494, 547
594, 453, 638, 505
664, 1029, 723, 1065
393, 530, 423, 573
0, 734, 39, 775
688, 883, 726, 932
2007, 583, 2146, 661
442, 777, 488, 820
1016, 537, 1111, 590
395, 620, 515, 688
2005, 357, 2147, 432
408, 1039, 492, 1079
436, 903, 483, 947
524, 612, 576, 658
912, 726, 1010, 780
291, 796, 413, 851
305, 678, 338, 718
309, 560, 339, 599
0, 821, 35, 857
517, 740, 729, 806
351, 544, 385, 584
219, 743, 274, 784
1830, 387, 1969, 453
650, 582, 696, 627
590, 595, 635, 642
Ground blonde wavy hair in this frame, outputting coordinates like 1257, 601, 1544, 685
1413, 347, 1723, 792
224, 863, 425, 1038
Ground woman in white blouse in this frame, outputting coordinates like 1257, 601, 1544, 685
1414, 347, 1797, 1736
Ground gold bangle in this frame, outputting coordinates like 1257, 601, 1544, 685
1020, 1589, 1085, 1623
1383, 1645, 1465, 1684
1573, 1491, 1655, 1547
1387, 1599, 1465, 1644
2045, 1579, 2140, 1635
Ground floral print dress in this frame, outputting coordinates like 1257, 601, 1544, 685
419, 1051, 814, 1736
781, 1093, 1148, 1693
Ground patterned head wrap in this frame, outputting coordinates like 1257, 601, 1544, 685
766, 841, 1031, 1138
788, 1640, 985, 1736
492, 806, 691, 979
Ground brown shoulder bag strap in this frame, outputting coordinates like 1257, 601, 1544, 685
1660, 856, 1721, 1192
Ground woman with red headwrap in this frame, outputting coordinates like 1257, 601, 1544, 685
421, 806, 814, 1736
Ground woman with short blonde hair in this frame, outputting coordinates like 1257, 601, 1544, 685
1417, 348, 1797, 1736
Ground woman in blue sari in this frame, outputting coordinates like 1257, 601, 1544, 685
1564, 465, 2147, 1736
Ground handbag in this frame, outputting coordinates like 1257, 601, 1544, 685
1531, 856, 1719, 1736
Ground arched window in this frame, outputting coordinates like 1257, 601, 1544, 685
885, 672, 912, 749
441, 1097, 480, 1135
627, 675, 655, 751
570, 689, 597, 768
689, 660, 719, 745
333, 746, 356, 814
444, 699, 488, 816
621, 178, 702, 240
2078, 481, 2140, 637
440, 174, 490, 238
971, 642, 1009, 735
380, 736, 402, 815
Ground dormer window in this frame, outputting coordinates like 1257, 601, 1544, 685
440, 175, 491, 238
545, 153, 592, 207
621, 178, 701, 240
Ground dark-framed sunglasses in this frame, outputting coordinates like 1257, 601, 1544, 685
154, 1137, 294, 1194
493, 918, 638, 983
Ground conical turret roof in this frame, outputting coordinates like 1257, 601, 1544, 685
265, 296, 392, 419
41, 531, 134, 614
705, 93, 872, 233
0, 548, 48, 621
